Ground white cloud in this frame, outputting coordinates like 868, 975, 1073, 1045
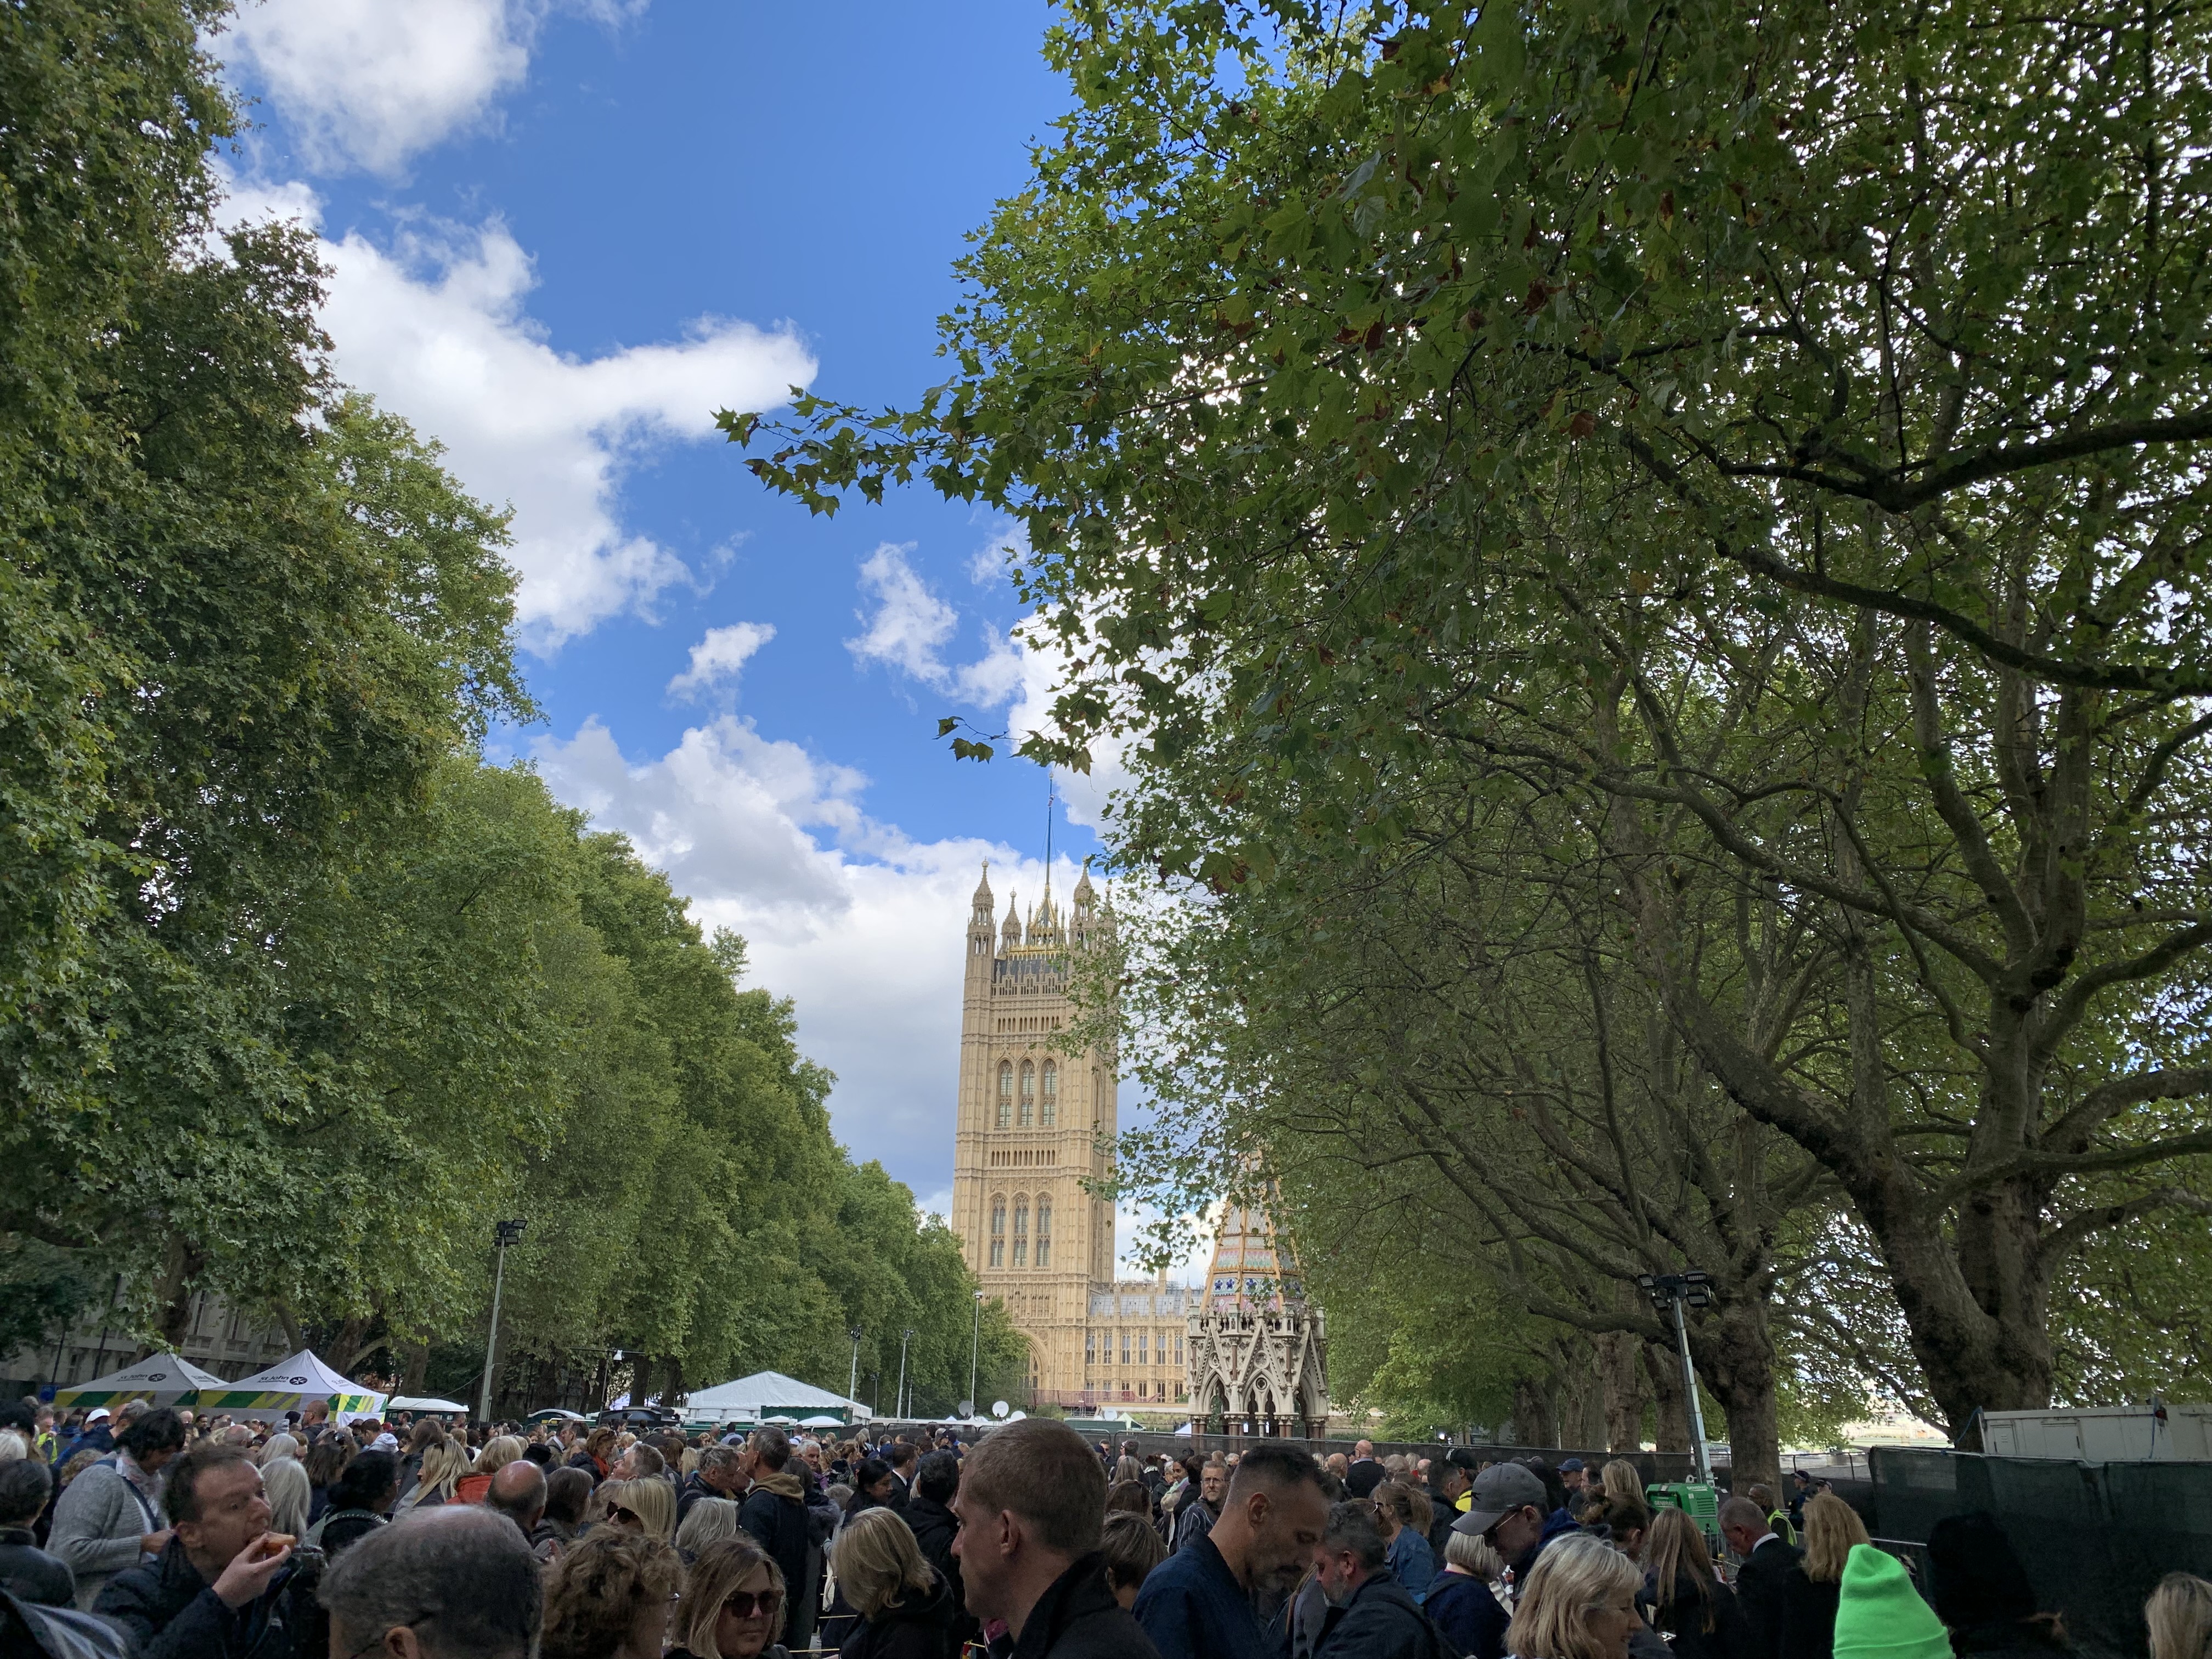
848, 543, 1027, 707
221, 183, 816, 650
667, 622, 776, 702
219, 0, 636, 178
529, 713, 1105, 1192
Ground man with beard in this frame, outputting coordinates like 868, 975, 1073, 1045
1310, 1500, 1450, 1659
1135, 1443, 1328, 1659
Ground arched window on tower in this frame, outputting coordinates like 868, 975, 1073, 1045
996, 1062, 1012, 1128
1041, 1060, 1058, 1126
1013, 1197, 1029, 1268
989, 1195, 1006, 1268
1036, 1199, 1052, 1267
1019, 1060, 1035, 1127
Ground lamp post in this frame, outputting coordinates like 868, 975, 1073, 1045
1636, 1269, 1715, 1482
967, 1291, 984, 1417
896, 1328, 914, 1420
481, 1218, 527, 1421
847, 1325, 864, 1407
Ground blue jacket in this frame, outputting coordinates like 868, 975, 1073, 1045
1420, 1572, 1508, 1659
1132, 1532, 1268, 1659
1386, 1528, 1436, 1601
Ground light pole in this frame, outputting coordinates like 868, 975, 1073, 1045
896, 1328, 914, 1419
1637, 1269, 1715, 1483
847, 1325, 864, 1407
481, 1218, 527, 1421
967, 1291, 985, 1417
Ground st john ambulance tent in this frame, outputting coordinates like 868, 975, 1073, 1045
54, 1352, 227, 1409
193, 1349, 386, 1423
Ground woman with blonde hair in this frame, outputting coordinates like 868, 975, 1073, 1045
255, 1432, 299, 1466
1646, 1505, 1751, 1659
1778, 1493, 1871, 1659
676, 1494, 745, 1561
1424, 1527, 1508, 1657
667, 1536, 792, 1659
396, 1435, 466, 1513
1374, 1481, 1437, 1599
1601, 1459, 1645, 1505
2147, 1574, 2212, 1659
543, 1528, 682, 1659
599, 1474, 676, 1543
828, 1505, 955, 1659
1506, 1532, 1646, 1659
457, 1434, 526, 1504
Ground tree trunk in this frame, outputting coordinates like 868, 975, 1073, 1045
1644, 1343, 1690, 1453
155, 1236, 207, 1350
663, 1355, 685, 1410
1694, 1300, 1781, 1489
1598, 1331, 1645, 1451
401, 1341, 429, 1393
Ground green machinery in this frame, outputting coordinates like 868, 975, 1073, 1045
1646, 1480, 1723, 1554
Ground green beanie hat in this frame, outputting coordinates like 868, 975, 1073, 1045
1832, 1543, 1953, 1659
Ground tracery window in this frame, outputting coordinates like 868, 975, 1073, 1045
1013, 1199, 1029, 1268
1041, 1060, 1058, 1126
1036, 1201, 1052, 1267
989, 1196, 1006, 1268
1019, 1060, 1035, 1127
996, 1061, 1013, 1128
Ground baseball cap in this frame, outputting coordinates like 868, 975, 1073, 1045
86, 1409, 110, 1424
1559, 1458, 1585, 1473
1451, 1462, 1549, 1535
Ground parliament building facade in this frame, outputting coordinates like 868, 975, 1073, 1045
949, 867, 1190, 1410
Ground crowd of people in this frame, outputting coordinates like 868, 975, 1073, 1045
0, 1400, 2204, 1659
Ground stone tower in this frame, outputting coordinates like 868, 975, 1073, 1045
1186, 1183, 1330, 1436
950, 865, 1191, 1410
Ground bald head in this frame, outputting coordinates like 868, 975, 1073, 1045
320, 1506, 541, 1659
484, 1458, 546, 1533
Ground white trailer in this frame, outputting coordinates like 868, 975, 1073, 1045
1978, 1404, 2212, 1461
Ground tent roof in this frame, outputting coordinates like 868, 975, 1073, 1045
384, 1397, 470, 1413
219, 1349, 365, 1395
53, 1351, 225, 1406
685, 1370, 869, 1419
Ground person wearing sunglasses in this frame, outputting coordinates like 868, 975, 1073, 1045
667, 1536, 792, 1659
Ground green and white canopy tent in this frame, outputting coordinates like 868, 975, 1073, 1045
53, 1352, 227, 1409
192, 1349, 386, 1424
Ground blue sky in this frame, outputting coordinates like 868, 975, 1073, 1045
211, 0, 1186, 1259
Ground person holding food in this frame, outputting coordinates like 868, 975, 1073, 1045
94, 1442, 320, 1659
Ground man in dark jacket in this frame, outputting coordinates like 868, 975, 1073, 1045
737, 1429, 814, 1647
1135, 1442, 1326, 1659
0, 1462, 74, 1607
950, 1418, 1160, 1659
903, 1452, 975, 1650
93, 1444, 314, 1659
1311, 1501, 1449, 1659
1720, 1497, 1805, 1659
677, 1444, 747, 1526
1456, 1463, 1576, 1588
885, 1441, 918, 1512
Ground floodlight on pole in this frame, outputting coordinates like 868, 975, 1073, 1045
896, 1328, 914, 1420
481, 1218, 527, 1421
1637, 1270, 1715, 1482
847, 1325, 864, 1406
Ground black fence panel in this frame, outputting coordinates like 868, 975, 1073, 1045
1118, 1432, 1700, 1486
1868, 1447, 2212, 1659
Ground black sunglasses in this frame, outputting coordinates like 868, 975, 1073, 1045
723, 1590, 782, 1619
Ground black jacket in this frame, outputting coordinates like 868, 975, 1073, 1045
1010, 1553, 1163, 1659
902, 1496, 975, 1649
1734, 1538, 1807, 1659
839, 1570, 958, 1659
1654, 1575, 1759, 1659
0, 1530, 75, 1607
678, 1470, 729, 1526
1313, 1575, 1451, 1659
741, 1481, 814, 1644
92, 1537, 315, 1659
1776, 1575, 1838, 1659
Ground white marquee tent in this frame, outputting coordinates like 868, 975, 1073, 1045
53, 1352, 227, 1409
682, 1370, 870, 1425
193, 1349, 386, 1424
